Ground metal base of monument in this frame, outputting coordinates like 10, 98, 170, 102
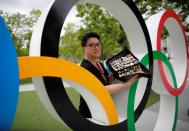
135, 86, 189, 131
88, 86, 189, 130
88, 103, 189, 131
136, 105, 189, 131
136, 86, 189, 131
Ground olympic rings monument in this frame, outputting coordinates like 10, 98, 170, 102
0, 0, 189, 131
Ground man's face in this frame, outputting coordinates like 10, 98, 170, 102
84, 37, 101, 59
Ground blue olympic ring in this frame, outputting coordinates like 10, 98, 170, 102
0, 16, 19, 131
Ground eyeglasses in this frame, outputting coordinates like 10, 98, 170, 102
85, 43, 101, 49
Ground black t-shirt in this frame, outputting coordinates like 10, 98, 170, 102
79, 59, 109, 118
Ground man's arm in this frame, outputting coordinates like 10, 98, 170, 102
105, 75, 138, 94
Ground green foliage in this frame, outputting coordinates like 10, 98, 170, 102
59, 23, 83, 63
0, 9, 41, 56
134, 0, 189, 31
60, 4, 130, 61
76, 4, 129, 60
62, 1, 189, 61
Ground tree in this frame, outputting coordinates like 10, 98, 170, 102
76, 3, 129, 60
0, 9, 41, 56
59, 23, 82, 63
134, 0, 189, 31
61, 1, 188, 61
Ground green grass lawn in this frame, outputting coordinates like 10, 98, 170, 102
11, 88, 79, 131
19, 78, 32, 85
145, 90, 160, 108
11, 88, 159, 131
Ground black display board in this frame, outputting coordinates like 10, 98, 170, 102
106, 48, 151, 82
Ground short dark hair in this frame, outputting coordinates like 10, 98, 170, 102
81, 32, 100, 47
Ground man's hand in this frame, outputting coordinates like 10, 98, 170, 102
105, 75, 138, 94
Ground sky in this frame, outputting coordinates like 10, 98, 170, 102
0, 0, 52, 14
0, 0, 82, 35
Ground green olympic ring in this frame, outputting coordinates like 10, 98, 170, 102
127, 51, 178, 131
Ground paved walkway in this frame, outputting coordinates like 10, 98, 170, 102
19, 84, 35, 92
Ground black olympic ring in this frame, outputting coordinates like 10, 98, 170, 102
39, 0, 153, 130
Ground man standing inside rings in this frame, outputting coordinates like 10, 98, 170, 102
79, 32, 138, 118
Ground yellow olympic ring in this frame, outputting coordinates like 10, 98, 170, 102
18, 56, 119, 125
